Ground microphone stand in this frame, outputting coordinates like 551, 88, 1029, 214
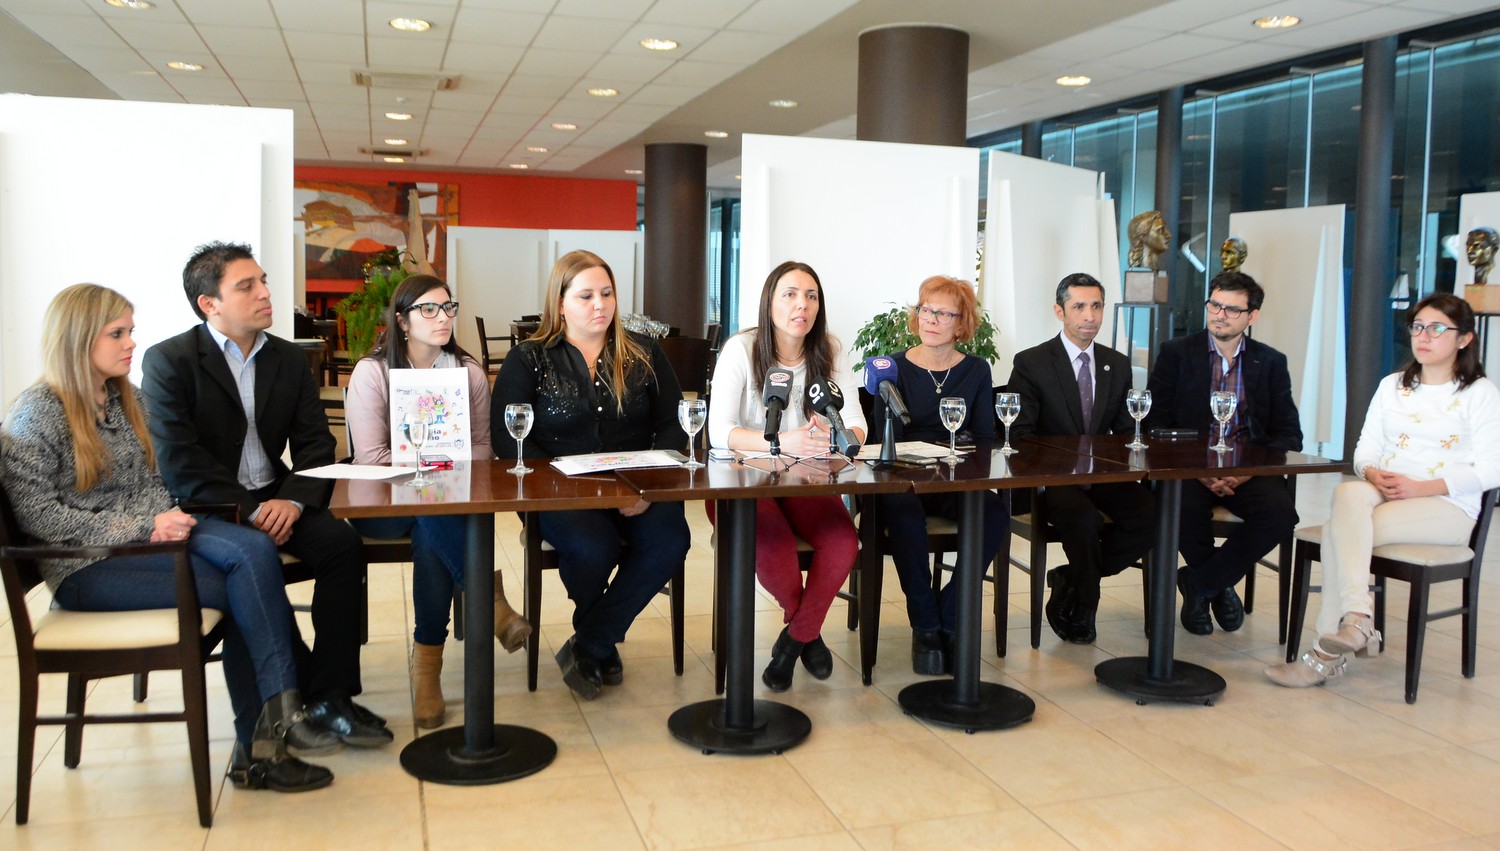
739, 432, 795, 471
868, 406, 900, 470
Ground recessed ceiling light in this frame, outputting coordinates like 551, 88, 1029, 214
384, 156, 405, 163
704, 130, 729, 138
384, 138, 408, 145
1056, 75, 1091, 87
551, 122, 577, 131
389, 17, 432, 32
386, 112, 413, 120
1254, 15, 1301, 29
166, 61, 203, 72
587, 87, 619, 97
105, 0, 154, 9
769, 99, 798, 109
526, 146, 548, 153
639, 37, 678, 51
624, 168, 643, 175
509, 163, 530, 169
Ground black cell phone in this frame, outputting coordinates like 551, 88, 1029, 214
423, 454, 453, 464
1149, 427, 1198, 439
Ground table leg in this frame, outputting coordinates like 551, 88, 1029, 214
898, 489, 1035, 731
1094, 478, 1226, 704
668, 498, 811, 754
400, 512, 558, 783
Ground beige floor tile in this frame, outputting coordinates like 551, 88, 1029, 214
769, 684, 940, 753
1094, 708, 1321, 783
613, 759, 842, 850
424, 772, 643, 850
717, 832, 862, 850
785, 739, 1015, 828
1335, 744, 1500, 835
1197, 764, 1468, 849
852, 808, 1074, 850
0, 811, 210, 851
1034, 785, 1282, 850
207, 789, 423, 849
952, 718, 1176, 807
1411, 839, 1500, 851
1222, 684, 1446, 763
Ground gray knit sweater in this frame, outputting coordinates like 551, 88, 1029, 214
1, 382, 171, 589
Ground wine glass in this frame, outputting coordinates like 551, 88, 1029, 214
994, 392, 1021, 456
678, 398, 707, 469
939, 396, 966, 464
505, 403, 534, 474
404, 413, 433, 487
1210, 391, 1238, 452
1125, 389, 1152, 450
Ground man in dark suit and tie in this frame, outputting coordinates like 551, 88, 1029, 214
1008, 273, 1156, 643
143, 242, 392, 752
1144, 271, 1302, 636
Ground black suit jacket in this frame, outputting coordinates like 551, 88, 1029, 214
1008, 336, 1134, 438
142, 324, 335, 518
1142, 330, 1302, 451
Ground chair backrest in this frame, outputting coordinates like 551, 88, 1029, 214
0, 477, 47, 636
660, 336, 711, 398
1468, 488, 1499, 566
705, 322, 723, 352
475, 316, 513, 371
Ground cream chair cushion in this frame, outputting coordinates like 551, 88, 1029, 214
33, 608, 224, 651
1294, 525, 1474, 567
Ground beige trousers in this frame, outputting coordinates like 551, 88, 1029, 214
1316, 480, 1475, 636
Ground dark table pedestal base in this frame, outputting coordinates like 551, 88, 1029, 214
399, 725, 557, 785
1094, 657, 1225, 705
668, 699, 812, 755
898, 681, 1035, 732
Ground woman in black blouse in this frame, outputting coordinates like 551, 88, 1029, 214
493, 250, 689, 700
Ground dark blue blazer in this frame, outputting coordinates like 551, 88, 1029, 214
1142, 330, 1302, 452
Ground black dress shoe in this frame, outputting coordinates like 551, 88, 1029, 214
1176, 567, 1214, 636
228, 741, 334, 793
1068, 604, 1098, 645
762, 627, 803, 692
599, 647, 624, 686
1212, 585, 1245, 632
348, 699, 388, 728
556, 636, 603, 700
911, 629, 946, 676
285, 717, 343, 757
1045, 567, 1078, 641
800, 635, 833, 680
305, 695, 396, 748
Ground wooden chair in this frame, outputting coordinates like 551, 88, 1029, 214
660, 336, 711, 398
0, 480, 222, 828
1209, 475, 1298, 643
1285, 487, 1497, 703
521, 512, 684, 692
476, 317, 515, 375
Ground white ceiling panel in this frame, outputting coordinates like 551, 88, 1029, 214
1261, 7, 1444, 47
440, 42, 524, 74
268, 0, 364, 34
176, 0, 278, 27
609, 23, 720, 55
366, 0, 459, 31
628, 82, 702, 107
546, 96, 620, 119
1164, 39, 1310, 77
195, 26, 288, 60
655, 59, 741, 88
605, 101, 675, 123
1191, 0, 1378, 40
490, 94, 561, 115
292, 59, 360, 86
1119, 0, 1269, 32
7, 11, 124, 49
282, 31, 366, 64
235, 79, 308, 100
516, 47, 608, 77
555, 0, 655, 19
532, 15, 635, 51
303, 82, 367, 103
501, 74, 577, 98
689, 29, 787, 64
66, 47, 155, 73
108, 21, 208, 53
643, 0, 758, 29
1028, 24, 1174, 61
1108, 33, 1247, 70
365, 36, 450, 69
449, 7, 547, 45
729, 0, 859, 35
586, 53, 675, 83
217, 55, 300, 83
431, 89, 504, 109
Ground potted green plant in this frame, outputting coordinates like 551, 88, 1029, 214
336, 249, 410, 362
851, 302, 999, 371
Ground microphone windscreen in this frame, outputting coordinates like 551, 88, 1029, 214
864, 356, 899, 394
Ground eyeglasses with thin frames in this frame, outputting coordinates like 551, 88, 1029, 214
1408, 321, 1457, 338
916, 306, 959, 325
1204, 298, 1249, 319
410, 301, 460, 319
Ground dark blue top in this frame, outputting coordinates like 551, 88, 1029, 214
869, 351, 996, 444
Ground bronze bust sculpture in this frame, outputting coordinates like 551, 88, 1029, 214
1127, 210, 1171, 272
1468, 227, 1497, 284
1220, 237, 1247, 274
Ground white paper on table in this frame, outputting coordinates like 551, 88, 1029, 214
388, 367, 472, 461
855, 441, 968, 460
550, 450, 684, 476
297, 464, 414, 480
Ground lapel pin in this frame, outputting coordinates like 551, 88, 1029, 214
1103, 364, 1111, 371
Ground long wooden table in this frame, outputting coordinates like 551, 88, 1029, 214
1025, 434, 1341, 704
330, 460, 639, 785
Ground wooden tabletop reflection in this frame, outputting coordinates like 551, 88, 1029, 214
1021, 434, 1343, 480
879, 440, 1143, 493
618, 454, 911, 501
328, 460, 639, 518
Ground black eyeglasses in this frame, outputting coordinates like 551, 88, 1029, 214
1204, 298, 1249, 319
1408, 321, 1456, 338
410, 301, 459, 318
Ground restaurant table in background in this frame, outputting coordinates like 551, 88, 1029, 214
886, 441, 1142, 731
1026, 434, 1341, 705
330, 460, 639, 784
619, 456, 909, 755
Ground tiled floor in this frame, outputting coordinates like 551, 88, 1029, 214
5, 471, 1500, 850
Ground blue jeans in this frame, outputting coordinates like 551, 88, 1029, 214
352, 514, 466, 646
537, 503, 689, 661
52, 517, 296, 748
875, 491, 1010, 633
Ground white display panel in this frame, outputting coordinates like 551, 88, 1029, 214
1457, 191, 1500, 369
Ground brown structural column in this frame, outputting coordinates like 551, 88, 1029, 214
856, 24, 969, 145
644, 142, 707, 335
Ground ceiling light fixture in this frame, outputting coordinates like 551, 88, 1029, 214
624, 169, 643, 175
105, 0, 154, 9
704, 130, 729, 138
769, 99, 798, 109
389, 17, 432, 32
1254, 15, 1301, 29
166, 61, 203, 71
384, 138, 408, 145
509, 163, 530, 169
639, 37, 678, 51
526, 146, 548, 153
587, 87, 619, 97
1056, 75, 1091, 87
386, 112, 413, 120
384, 156, 405, 163
551, 122, 577, 130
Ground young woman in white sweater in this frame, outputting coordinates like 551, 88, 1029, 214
1267, 293, 1500, 686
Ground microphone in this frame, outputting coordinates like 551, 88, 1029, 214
805, 377, 860, 458
863, 356, 911, 426
762, 368, 793, 444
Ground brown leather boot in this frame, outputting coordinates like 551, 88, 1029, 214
411, 642, 446, 729
493, 569, 532, 653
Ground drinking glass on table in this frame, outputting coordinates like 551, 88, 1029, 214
994, 392, 1021, 455
505, 403, 534, 474
678, 398, 707, 469
1125, 389, 1152, 450
404, 412, 433, 487
939, 396, 966, 464
1210, 391, 1238, 452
